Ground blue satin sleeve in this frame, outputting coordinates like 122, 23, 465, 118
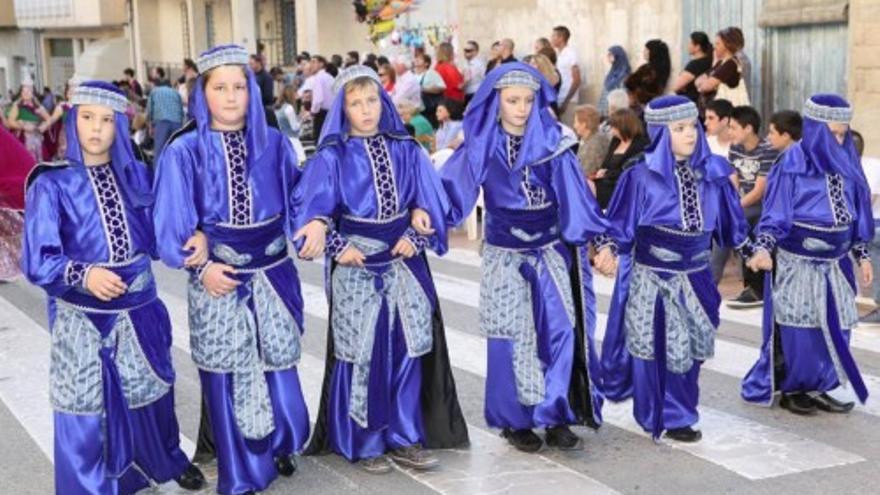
152, 139, 200, 269
409, 144, 451, 255
294, 149, 342, 229
279, 136, 301, 239
713, 178, 752, 254
854, 179, 874, 245
21, 178, 81, 297
603, 166, 641, 254
551, 151, 608, 245
439, 145, 484, 227
754, 164, 794, 251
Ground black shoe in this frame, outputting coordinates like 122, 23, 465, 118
665, 426, 702, 443
726, 288, 763, 309
811, 393, 855, 413
175, 463, 207, 491
545, 425, 583, 450
275, 454, 297, 477
502, 428, 543, 453
780, 393, 818, 415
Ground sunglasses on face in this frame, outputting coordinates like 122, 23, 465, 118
464, 48, 475, 53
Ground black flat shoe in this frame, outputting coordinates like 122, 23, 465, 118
780, 393, 818, 415
175, 463, 207, 491
545, 425, 583, 450
665, 426, 702, 443
811, 393, 855, 413
502, 428, 543, 453
275, 454, 297, 477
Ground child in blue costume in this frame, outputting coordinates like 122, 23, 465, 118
440, 63, 611, 453
742, 94, 873, 416
21, 81, 205, 494
153, 45, 309, 495
297, 65, 469, 474
596, 95, 753, 442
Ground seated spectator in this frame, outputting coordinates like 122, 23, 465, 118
766, 110, 802, 152
704, 98, 734, 157
722, 105, 779, 308
595, 108, 649, 208
397, 102, 434, 151
434, 98, 464, 152
573, 104, 611, 182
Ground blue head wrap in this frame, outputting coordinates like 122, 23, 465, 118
604, 46, 631, 91
317, 64, 409, 148
462, 62, 560, 173
189, 44, 268, 178
798, 93, 862, 180
642, 95, 729, 183
65, 80, 153, 207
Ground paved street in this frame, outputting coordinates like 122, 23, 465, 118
3, 241, 880, 495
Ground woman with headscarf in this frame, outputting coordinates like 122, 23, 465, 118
440, 63, 610, 453
297, 65, 469, 473
742, 94, 872, 416
21, 81, 205, 494
595, 95, 752, 443
598, 46, 631, 116
153, 45, 309, 495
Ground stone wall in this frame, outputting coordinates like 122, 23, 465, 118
848, 0, 880, 158
454, 0, 684, 105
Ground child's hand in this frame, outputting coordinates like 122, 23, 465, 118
337, 245, 366, 267
861, 260, 873, 286
294, 220, 327, 259
183, 230, 208, 268
85, 267, 128, 301
411, 208, 435, 235
593, 246, 618, 277
202, 263, 240, 297
746, 250, 773, 272
391, 238, 417, 259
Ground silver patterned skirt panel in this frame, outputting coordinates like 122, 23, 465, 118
49, 302, 171, 414
187, 261, 302, 440
331, 234, 434, 428
623, 263, 716, 373
480, 242, 575, 406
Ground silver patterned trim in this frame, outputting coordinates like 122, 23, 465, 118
196, 45, 249, 73
341, 211, 409, 224
803, 98, 852, 124
215, 214, 281, 230
332, 65, 381, 94
494, 70, 540, 91
70, 86, 129, 113
645, 102, 698, 125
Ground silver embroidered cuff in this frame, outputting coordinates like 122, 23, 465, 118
734, 239, 756, 260
196, 45, 249, 73
852, 243, 870, 262
64, 261, 91, 288
804, 98, 852, 124
754, 233, 777, 253
70, 86, 129, 114
402, 227, 429, 254
327, 230, 350, 259
593, 233, 618, 256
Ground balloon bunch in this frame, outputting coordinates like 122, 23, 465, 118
351, 0, 419, 43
